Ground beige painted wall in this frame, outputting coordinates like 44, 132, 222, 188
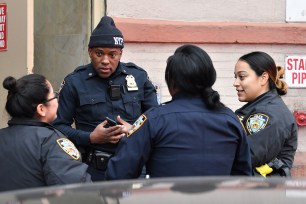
0, 0, 32, 128
107, 0, 286, 22
33, 0, 91, 93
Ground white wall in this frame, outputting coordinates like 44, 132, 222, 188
107, 0, 286, 22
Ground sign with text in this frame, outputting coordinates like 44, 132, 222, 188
285, 56, 306, 88
0, 4, 7, 51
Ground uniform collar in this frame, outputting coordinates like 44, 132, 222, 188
86, 62, 129, 80
8, 117, 52, 128
171, 92, 202, 104
236, 89, 278, 112
172, 92, 198, 100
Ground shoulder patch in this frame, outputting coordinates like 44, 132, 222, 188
127, 114, 147, 137
246, 113, 269, 135
236, 115, 247, 133
58, 80, 65, 93
56, 138, 80, 160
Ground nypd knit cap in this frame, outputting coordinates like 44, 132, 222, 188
88, 16, 124, 48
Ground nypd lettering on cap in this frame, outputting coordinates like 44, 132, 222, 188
57, 138, 80, 160
127, 114, 147, 137
113, 37, 124, 46
246, 113, 269, 135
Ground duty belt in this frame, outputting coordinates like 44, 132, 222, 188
86, 149, 113, 171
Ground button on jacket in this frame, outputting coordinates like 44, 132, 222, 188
106, 93, 252, 179
235, 90, 298, 169
53, 62, 158, 153
0, 118, 91, 192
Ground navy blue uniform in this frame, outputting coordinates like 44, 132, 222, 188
106, 93, 252, 179
54, 62, 157, 151
0, 118, 91, 192
235, 90, 298, 173
53, 62, 158, 180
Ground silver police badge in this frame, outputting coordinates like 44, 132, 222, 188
57, 138, 80, 160
246, 113, 269, 135
126, 75, 138, 91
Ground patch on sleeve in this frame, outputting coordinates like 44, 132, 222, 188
236, 115, 247, 133
56, 138, 80, 160
58, 80, 65, 93
246, 113, 269, 135
127, 114, 147, 137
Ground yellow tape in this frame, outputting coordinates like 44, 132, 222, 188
255, 164, 273, 177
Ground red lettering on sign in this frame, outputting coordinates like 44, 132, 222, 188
286, 56, 306, 87
292, 72, 298, 84
293, 58, 299, 70
292, 72, 306, 84
303, 73, 306, 84
287, 58, 293, 70
0, 4, 7, 51
299, 59, 305, 70
287, 58, 306, 70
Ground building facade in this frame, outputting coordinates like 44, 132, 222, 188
0, 0, 305, 176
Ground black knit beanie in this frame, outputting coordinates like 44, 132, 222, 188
88, 16, 124, 48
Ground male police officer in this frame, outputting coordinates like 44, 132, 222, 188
53, 16, 158, 181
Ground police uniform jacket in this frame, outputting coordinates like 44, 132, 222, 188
106, 92, 252, 179
0, 118, 91, 192
235, 90, 298, 169
53, 62, 158, 153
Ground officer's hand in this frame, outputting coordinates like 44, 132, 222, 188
90, 120, 125, 144
117, 115, 133, 134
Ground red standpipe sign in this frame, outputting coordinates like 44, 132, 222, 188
0, 4, 7, 51
285, 56, 306, 88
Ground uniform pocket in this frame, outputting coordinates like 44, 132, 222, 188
77, 93, 107, 122
122, 93, 144, 122
79, 93, 106, 106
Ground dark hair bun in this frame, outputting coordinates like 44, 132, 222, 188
3, 76, 17, 93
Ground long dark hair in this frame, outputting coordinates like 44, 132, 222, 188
3, 74, 50, 118
239, 51, 288, 95
165, 44, 224, 110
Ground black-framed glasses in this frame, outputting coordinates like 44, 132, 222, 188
43, 92, 59, 103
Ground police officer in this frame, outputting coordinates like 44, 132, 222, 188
105, 44, 252, 179
233, 51, 298, 177
0, 74, 91, 192
53, 16, 158, 181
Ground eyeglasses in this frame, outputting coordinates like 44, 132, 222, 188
43, 92, 59, 103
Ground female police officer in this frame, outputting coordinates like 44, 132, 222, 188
0, 74, 91, 192
106, 44, 252, 179
233, 51, 298, 177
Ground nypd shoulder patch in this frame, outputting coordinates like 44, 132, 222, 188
127, 114, 147, 137
56, 138, 80, 160
246, 113, 269, 135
